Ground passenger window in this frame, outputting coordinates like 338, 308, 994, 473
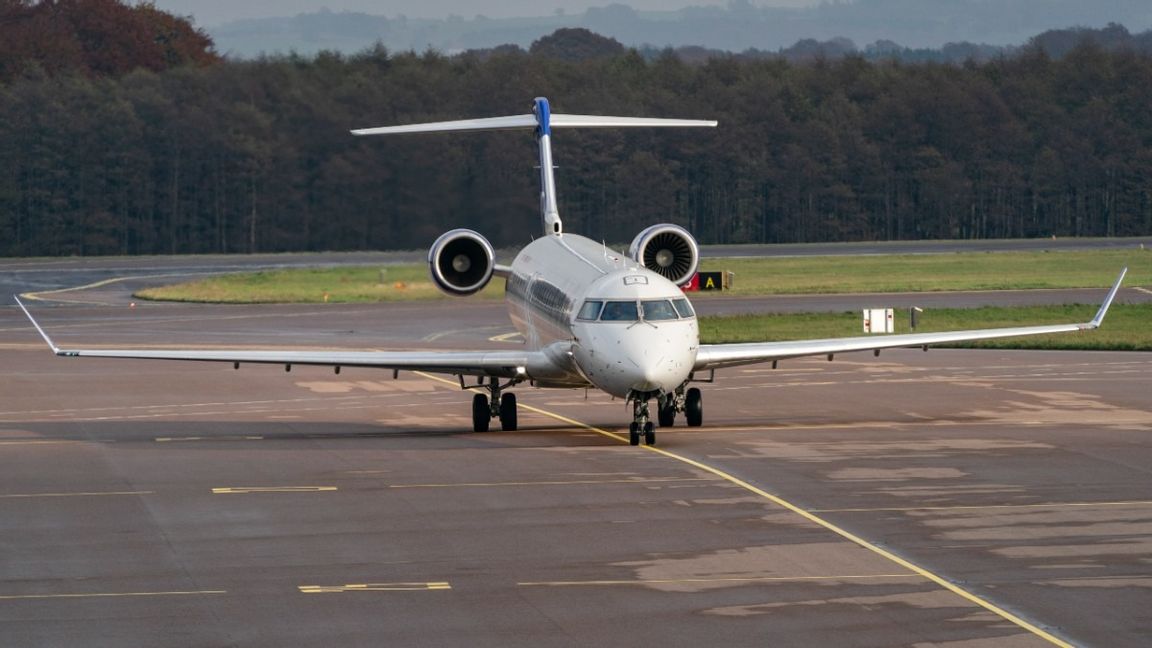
576, 300, 603, 321
600, 301, 639, 321
642, 300, 678, 321
672, 298, 696, 318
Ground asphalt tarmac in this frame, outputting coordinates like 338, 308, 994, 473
2, 284, 1150, 647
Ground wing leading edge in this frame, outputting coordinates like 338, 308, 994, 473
13, 296, 541, 379
694, 268, 1127, 372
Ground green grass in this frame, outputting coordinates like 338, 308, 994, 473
133, 247, 1151, 350
698, 303, 1152, 351
695, 248, 1149, 295
134, 265, 504, 303
137, 248, 1150, 304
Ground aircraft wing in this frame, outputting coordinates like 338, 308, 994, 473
14, 297, 539, 379
694, 268, 1127, 372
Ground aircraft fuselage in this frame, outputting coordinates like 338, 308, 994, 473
505, 234, 699, 398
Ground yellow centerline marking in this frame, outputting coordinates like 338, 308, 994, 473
488, 331, 524, 343
156, 436, 265, 442
413, 371, 1073, 648
389, 477, 716, 489
0, 491, 153, 499
813, 500, 1152, 513
0, 590, 227, 601
212, 486, 337, 494
299, 582, 451, 593
519, 574, 918, 587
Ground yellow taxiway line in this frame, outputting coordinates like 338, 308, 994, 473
414, 371, 1074, 648
812, 500, 1152, 513
212, 486, 337, 494
0, 590, 227, 601
0, 491, 153, 499
388, 477, 715, 489
519, 574, 919, 587
299, 582, 451, 593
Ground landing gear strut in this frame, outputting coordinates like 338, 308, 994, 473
470, 376, 519, 432
627, 394, 657, 446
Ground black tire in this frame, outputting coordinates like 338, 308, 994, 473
472, 393, 490, 432
658, 401, 675, 427
628, 422, 640, 446
499, 393, 518, 431
643, 422, 656, 446
685, 388, 703, 427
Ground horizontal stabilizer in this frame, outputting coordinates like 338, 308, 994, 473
353, 113, 717, 136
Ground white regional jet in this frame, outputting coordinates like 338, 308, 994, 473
18, 98, 1126, 446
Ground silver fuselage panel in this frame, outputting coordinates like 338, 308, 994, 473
505, 234, 699, 396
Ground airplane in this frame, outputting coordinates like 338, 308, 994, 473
16, 97, 1127, 447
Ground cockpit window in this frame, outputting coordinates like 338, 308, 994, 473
576, 300, 603, 321
600, 301, 639, 321
642, 300, 678, 321
671, 298, 696, 318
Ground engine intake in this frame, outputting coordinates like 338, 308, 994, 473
428, 229, 495, 296
628, 224, 700, 286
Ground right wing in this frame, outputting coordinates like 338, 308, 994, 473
14, 296, 551, 380
694, 268, 1127, 372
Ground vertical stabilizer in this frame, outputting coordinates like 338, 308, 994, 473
533, 98, 562, 237
351, 98, 716, 239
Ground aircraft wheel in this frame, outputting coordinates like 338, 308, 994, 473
685, 388, 703, 427
628, 422, 640, 446
658, 402, 675, 427
643, 421, 656, 446
471, 393, 490, 432
499, 393, 518, 431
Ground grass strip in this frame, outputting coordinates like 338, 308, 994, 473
135, 248, 1149, 304
698, 303, 1152, 351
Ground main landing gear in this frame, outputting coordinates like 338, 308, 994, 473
628, 383, 706, 446
471, 376, 518, 432
632, 384, 704, 445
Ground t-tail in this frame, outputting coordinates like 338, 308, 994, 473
351, 97, 717, 238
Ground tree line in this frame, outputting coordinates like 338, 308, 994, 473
2, 28, 1151, 256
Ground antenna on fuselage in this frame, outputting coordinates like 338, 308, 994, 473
351, 98, 717, 239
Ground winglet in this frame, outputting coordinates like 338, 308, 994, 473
1087, 267, 1127, 328
13, 295, 63, 354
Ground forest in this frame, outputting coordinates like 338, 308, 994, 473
1, 5, 1151, 256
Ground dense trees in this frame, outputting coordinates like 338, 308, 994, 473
0, 0, 217, 82
1, 24, 1151, 256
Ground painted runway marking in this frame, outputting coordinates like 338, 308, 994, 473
519, 574, 919, 587
212, 486, 337, 494
299, 582, 450, 594
157, 436, 264, 442
413, 370, 1075, 648
388, 477, 716, 489
0, 491, 153, 499
0, 440, 78, 446
0, 590, 227, 601
1134, 287, 1152, 296
812, 500, 1152, 513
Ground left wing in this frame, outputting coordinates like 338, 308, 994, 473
694, 268, 1127, 372
14, 296, 542, 379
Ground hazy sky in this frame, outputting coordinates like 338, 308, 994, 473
152, 1, 818, 26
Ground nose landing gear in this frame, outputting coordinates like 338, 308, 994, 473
627, 394, 658, 446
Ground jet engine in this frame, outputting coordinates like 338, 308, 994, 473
628, 224, 700, 286
428, 229, 495, 296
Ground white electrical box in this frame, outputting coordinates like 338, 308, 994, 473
863, 308, 894, 333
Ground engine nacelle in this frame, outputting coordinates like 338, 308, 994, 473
628, 224, 700, 286
428, 229, 495, 296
